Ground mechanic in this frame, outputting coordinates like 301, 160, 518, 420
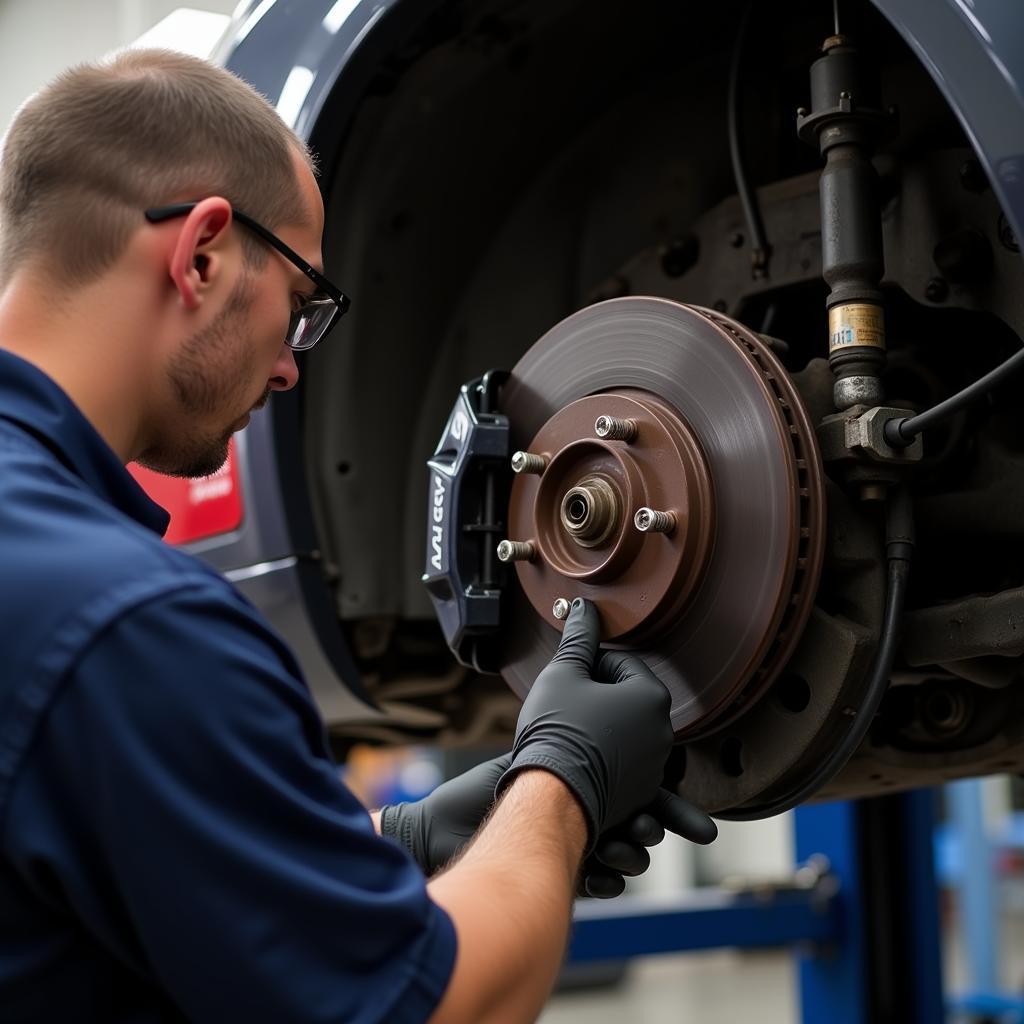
0, 50, 715, 1023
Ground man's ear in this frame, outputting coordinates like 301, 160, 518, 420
167, 197, 234, 311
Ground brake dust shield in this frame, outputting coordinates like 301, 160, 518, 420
497, 297, 825, 738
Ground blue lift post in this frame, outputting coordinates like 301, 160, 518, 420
795, 790, 944, 1023
944, 779, 1024, 1021
948, 780, 999, 1000
568, 789, 945, 1023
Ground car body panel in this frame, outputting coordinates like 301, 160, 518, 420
877, 0, 1024, 246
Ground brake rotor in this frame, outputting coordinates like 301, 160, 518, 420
498, 297, 825, 738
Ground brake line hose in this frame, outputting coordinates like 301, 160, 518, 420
884, 345, 1024, 447
718, 486, 914, 821
728, 1, 770, 277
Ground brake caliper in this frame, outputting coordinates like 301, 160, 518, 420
422, 371, 509, 671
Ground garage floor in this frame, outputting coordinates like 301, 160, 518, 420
542, 949, 793, 1023
540, 903, 1024, 1022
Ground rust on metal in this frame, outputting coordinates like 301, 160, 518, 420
507, 391, 714, 642
497, 297, 826, 739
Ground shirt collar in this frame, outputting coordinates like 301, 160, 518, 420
0, 348, 170, 536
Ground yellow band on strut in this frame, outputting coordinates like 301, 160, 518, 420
828, 303, 886, 353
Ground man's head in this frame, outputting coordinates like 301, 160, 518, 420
0, 48, 327, 477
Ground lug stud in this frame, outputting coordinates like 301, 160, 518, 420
552, 597, 571, 620
497, 539, 535, 563
594, 415, 638, 442
634, 507, 676, 534
511, 451, 547, 474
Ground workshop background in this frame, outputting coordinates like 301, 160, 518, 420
2, 3, 1023, 1022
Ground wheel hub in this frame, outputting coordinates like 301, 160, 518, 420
508, 390, 714, 642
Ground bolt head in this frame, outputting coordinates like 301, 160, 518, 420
552, 598, 571, 620
635, 508, 654, 532
496, 540, 513, 562
594, 416, 612, 438
511, 451, 527, 472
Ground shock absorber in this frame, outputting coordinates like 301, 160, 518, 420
798, 32, 896, 411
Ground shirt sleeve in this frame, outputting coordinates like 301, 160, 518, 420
3, 580, 456, 1024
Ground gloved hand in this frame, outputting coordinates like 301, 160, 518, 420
379, 754, 512, 877
582, 791, 717, 898
497, 598, 716, 854
380, 751, 716, 894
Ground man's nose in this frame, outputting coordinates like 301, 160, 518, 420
268, 344, 299, 392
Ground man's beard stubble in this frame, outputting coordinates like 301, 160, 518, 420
137, 275, 264, 479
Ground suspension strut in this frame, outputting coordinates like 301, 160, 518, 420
798, 32, 897, 411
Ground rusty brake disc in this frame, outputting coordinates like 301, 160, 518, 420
497, 297, 825, 739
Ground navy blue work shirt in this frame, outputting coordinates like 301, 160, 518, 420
0, 349, 456, 1023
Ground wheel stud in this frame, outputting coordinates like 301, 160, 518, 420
497, 539, 535, 563
634, 507, 676, 534
511, 450, 547, 474
595, 415, 637, 442
552, 597, 571, 620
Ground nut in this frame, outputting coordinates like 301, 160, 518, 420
845, 406, 924, 464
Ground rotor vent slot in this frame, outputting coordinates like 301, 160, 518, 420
697, 308, 825, 730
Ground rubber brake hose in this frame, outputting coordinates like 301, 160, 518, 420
717, 486, 914, 821
884, 346, 1024, 448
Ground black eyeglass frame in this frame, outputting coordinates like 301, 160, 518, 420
144, 202, 350, 349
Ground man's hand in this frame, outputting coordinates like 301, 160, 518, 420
380, 750, 715, 896
583, 790, 717, 897
379, 755, 512, 876
423, 598, 717, 1023
497, 598, 716, 853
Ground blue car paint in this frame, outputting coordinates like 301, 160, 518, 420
878, 0, 1024, 250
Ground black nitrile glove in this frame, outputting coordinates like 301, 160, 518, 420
581, 791, 718, 898
377, 752, 664, 893
497, 598, 708, 853
379, 754, 512, 876
379, 751, 716, 894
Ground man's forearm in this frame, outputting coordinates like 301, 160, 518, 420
426, 769, 587, 1024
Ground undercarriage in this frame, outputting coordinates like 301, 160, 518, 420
301, 0, 1024, 816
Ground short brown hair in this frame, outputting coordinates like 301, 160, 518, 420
0, 48, 314, 288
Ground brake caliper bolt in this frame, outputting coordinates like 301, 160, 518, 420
594, 415, 638, 442
511, 450, 547, 474
497, 539, 535, 563
634, 507, 676, 534
552, 597, 571, 620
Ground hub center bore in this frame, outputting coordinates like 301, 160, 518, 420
560, 475, 620, 547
